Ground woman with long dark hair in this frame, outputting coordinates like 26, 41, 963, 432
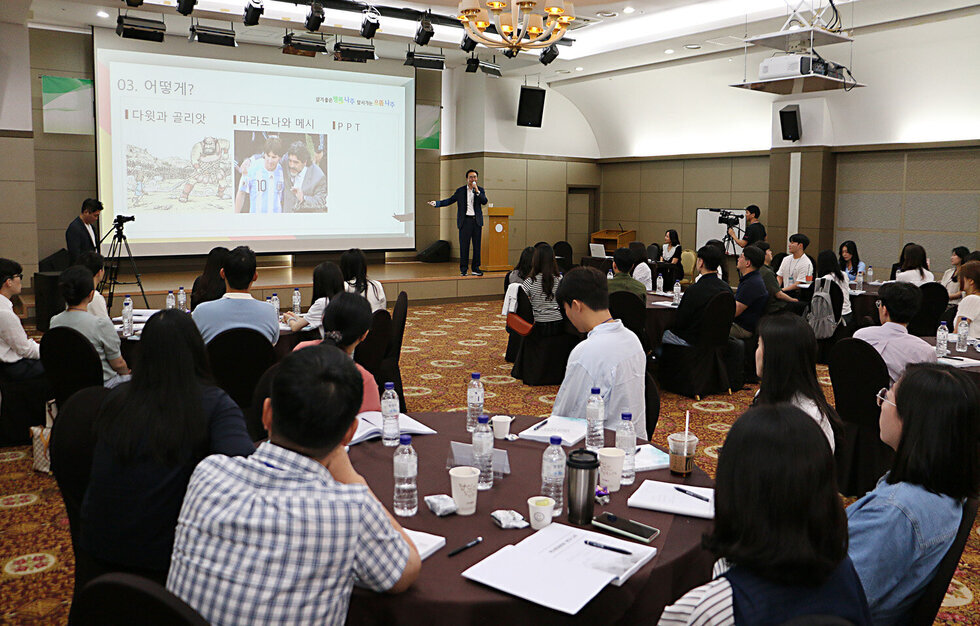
889, 242, 916, 281
848, 363, 980, 624
940, 246, 971, 301
660, 404, 870, 624
521, 243, 563, 335
661, 229, 682, 265
895, 244, 934, 285
340, 248, 386, 312
78, 309, 254, 582
838, 240, 865, 281
190, 246, 229, 311
508, 246, 534, 286
816, 249, 852, 325
754, 314, 841, 451
284, 261, 345, 334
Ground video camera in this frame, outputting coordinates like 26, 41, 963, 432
710, 208, 740, 228
113, 215, 135, 227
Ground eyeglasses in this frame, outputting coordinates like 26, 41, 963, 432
875, 387, 896, 408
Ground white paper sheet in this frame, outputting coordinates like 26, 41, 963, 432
404, 529, 445, 560
633, 445, 670, 472
627, 480, 715, 519
518, 416, 587, 446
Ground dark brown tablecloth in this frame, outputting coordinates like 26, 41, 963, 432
645, 294, 678, 349
347, 412, 715, 625
922, 337, 980, 386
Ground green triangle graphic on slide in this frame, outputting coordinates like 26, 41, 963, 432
41, 76, 93, 106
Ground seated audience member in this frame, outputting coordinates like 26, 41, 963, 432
293, 293, 380, 414
705, 239, 727, 282
954, 260, 980, 341
190, 246, 228, 311
552, 267, 645, 431
661, 230, 682, 266
817, 249, 853, 326
852, 282, 936, 383
167, 346, 421, 623
284, 261, 345, 335
608, 247, 647, 299
49, 266, 129, 385
522, 243, 564, 335
966, 251, 980, 264
507, 246, 534, 287
78, 310, 253, 583
940, 246, 971, 301
753, 242, 797, 314
660, 404, 871, 625
192, 246, 278, 345
848, 363, 979, 624
730, 246, 769, 339
0, 258, 43, 380
754, 315, 840, 451
839, 240, 866, 281
776, 233, 813, 293
894, 244, 935, 286
76, 252, 109, 319
631, 246, 652, 291
341, 248, 386, 312
890, 242, 917, 281
662, 245, 730, 347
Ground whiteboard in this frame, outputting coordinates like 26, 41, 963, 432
695, 208, 746, 255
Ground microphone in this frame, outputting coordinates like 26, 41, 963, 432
619, 222, 625, 233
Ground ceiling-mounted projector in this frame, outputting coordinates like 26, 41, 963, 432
759, 53, 844, 81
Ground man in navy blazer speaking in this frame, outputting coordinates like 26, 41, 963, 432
429, 169, 488, 276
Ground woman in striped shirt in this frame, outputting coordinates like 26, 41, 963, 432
521, 243, 563, 335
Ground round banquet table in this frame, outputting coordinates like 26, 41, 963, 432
645, 293, 678, 349
346, 412, 716, 625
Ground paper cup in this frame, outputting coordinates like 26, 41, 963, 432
668, 433, 699, 477
527, 496, 556, 530
597, 447, 626, 492
449, 466, 480, 515
491, 415, 513, 439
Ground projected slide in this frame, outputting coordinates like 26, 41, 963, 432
95, 46, 414, 256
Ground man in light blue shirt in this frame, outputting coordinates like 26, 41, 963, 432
852, 282, 936, 383
552, 266, 647, 434
192, 246, 279, 345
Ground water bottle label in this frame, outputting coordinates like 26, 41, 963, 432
467, 388, 483, 405
382, 399, 399, 414
394, 456, 417, 477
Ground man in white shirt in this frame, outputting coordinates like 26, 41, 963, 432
552, 266, 647, 434
0, 259, 43, 380
76, 252, 110, 319
777, 233, 814, 294
192, 246, 279, 344
853, 282, 937, 383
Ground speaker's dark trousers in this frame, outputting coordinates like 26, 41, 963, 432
459, 216, 482, 273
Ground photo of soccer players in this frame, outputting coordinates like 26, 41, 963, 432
233, 131, 327, 214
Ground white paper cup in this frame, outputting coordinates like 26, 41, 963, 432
449, 466, 480, 515
597, 447, 626, 492
527, 496, 556, 530
491, 415, 513, 439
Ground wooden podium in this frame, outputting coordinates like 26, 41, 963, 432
591, 229, 636, 254
484, 206, 514, 271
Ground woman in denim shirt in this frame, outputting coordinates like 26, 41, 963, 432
847, 363, 980, 625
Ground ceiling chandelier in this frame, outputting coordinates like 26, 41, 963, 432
456, 0, 575, 53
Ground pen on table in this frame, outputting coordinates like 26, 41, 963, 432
945, 356, 964, 361
447, 536, 483, 557
584, 540, 632, 555
674, 486, 710, 503
532, 420, 549, 431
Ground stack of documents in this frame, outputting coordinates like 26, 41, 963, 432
518, 416, 586, 446
627, 480, 714, 519
939, 355, 980, 368
634, 445, 670, 472
351, 412, 436, 445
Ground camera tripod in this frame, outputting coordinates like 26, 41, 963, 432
721, 223, 742, 256
99, 219, 149, 311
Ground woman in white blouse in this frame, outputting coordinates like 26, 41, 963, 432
283, 261, 345, 335
661, 230, 682, 265
340, 248, 387, 312
894, 244, 935, 286
954, 261, 980, 341
939, 246, 970, 301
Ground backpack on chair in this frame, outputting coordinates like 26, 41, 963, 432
806, 277, 839, 340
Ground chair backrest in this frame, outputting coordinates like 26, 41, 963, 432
40, 326, 103, 406
644, 371, 660, 440
827, 338, 889, 427
206, 328, 277, 411
906, 497, 980, 626
244, 362, 279, 442
608, 291, 648, 350
647, 243, 662, 264
697, 292, 736, 348
353, 309, 392, 379
554, 241, 574, 273
73, 573, 209, 626
628, 241, 647, 262
680, 249, 697, 281
772, 252, 788, 274
386, 291, 409, 361
908, 282, 949, 337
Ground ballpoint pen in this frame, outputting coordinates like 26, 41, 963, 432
674, 486, 710, 502
447, 536, 483, 557
532, 420, 549, 431
584, 540, 632, 555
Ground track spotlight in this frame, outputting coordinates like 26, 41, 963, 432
243, 0, 263, 26
465, 56, 480, 72
414, 13, 434, 46
283, 32, 328, 55
502, 47, 519, 59
176, 0, 196, 16
539, 43, 558, 65
466, 57, 501, 77
405, 50, 444, 70
189, 23, 236, 46
359, 8, 380, 39
305, 2, 324, 32
460, 33, 477, 52
116, 14, 165, 42
334, 41, 376, 62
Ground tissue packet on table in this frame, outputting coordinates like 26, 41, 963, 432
424, 494, 457, 516
491, 509, 529, 529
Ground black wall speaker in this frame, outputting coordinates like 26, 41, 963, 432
517, 86, 546, 128
779, 104, 802, 142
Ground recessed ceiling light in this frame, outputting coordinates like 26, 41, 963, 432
595, 10, 617, 18
575, 66, 584, 71
684, 43, 700, 50
97, 10, 110, 18
664, 48, 674, 54
622, 6, 634, 13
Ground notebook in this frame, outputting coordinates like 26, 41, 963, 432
627, 480, 715, 519
404, 529, 446, 560
518, 416, 587, 446
350, 412, 437, 445
633, 445, 671, 472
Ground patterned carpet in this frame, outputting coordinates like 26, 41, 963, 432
0, 300, 977, 623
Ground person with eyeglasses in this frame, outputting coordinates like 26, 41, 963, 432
852, 282, 936, 384
847, 363, 980, 624
0, 258, 43, 381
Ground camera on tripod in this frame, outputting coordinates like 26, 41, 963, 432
113, 215, 135, 227
713, 209, 740, 228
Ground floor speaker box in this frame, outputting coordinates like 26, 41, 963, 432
418, 240, 451, 263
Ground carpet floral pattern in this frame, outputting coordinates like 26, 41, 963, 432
0, 300, 977, 623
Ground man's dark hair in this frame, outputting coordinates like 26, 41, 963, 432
222, 246, 257, 290
745, 204, 760, 218
465, 169, 479, 178
789, 233, 810, 250
76, 252, 104, 277
612, 247, 635, 274
288, 141, 310, 165
59, 266, 94, 306
742, 245, 764, 269
878, 281, 921, 324
263, 136, 284, 156
697, 245, 723, 272
271, 344, 363, 457
556, 266, 608, 312
81, 198, 103, 214
753, 241, 771, 254
0, 258, 22, 284
888, 363, 980, 499
966, 251, 980, 264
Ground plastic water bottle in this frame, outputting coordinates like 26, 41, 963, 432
265, 296, 272, 308
867, 265, 874, 283
165, 290, 175, 309
856, 270, 864, 291
466, 373, 484, 432
177, 286, 187, 312
672, 280, 682, 305
585, 387, 605, 452
270, 293, 280, 314
541, 435, 565, 517
381, 382, 400, 446
656, 273, 664, 293
292, 288, 302, 314
957, 320, 970, 353
393, 434, 418, 517
607, 268, 614, 280
121, 295, 134, 337
616, 413, 636, 486
936, 321, 948, 358
473, 415, 494, 490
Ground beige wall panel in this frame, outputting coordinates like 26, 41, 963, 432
601, 192, 640, 222
681, 192, 731, 224
638, 222, 676, 248
484, 157, 527, 190
730, 192, 768, 217
834, 229, 902, 271
34, 150, 96, 191
600, 219, 639, 234
29, 30, 92, 74
903, 193, 980, 232
415, 196, 440, 226
678, 223, 698, 249
566, 191, 591, 215
769, 153, 790, 192
488, 189, 527, 221
526, 219, 566, 245
0, 223, 39, 264
0, 181, 37, 222
682, 158, 732, 193
566, 161, 601, 186
767, 227, 789, 253
836, 193, 903, 230
836, 152, 905, 192
601, 163, 641, 192
906, 149, 980, 191
731, 156, 770, 192
768, 190, 789, 227
566, 212, 590, 236
416, 162, 440, 194
526, 190, 565, 221
0, 138, 36, 181
37, 228, 66, 258
567, 234, 590, 260
798, 190, 823, 230
508, 217, 527, 251
416, 148, 440, 165
640, 161, 684, 193
415, 225, 440, 250
800, 151, 827, 192
527, 159, 566, 192
37, 191, 95, 231
457, 278, 503, 298
639, 192, 683, 224
446, 158, 484, 186
400, 279, 459, 301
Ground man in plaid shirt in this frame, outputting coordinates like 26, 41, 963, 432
167, 345, 421, 625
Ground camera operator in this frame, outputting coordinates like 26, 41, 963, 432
66, 198, 103, 264
727, 204, 766, 248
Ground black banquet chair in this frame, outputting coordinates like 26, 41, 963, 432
647, 243, 662, 264
40, 326, 103, 407
609, 291, 650, 352
907, 282, 949, 337
505, 285, 533, 363
244, 362, 279, 442
73, 573, 209, 626
644, 371, 661, 440
206, 328, 277, 413
379, 291, 409, 412
353, 309, 393, 384
511, 289, 581, 386
657, 292, 736, 399
553, 241, 574, 274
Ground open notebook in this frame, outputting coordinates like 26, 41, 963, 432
627, 480, 714, 519
350, 412, 436, 445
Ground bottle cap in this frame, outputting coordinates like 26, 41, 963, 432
550, 435, 562, 446
471, 372, 480, 379
399, 434, 412, 445
385, 382, 394, 390
477, 415, 489, 424
168, 290, 173, 293
941, 321, 947, 326
590, 387, 600, 394
273, 293, 278, 296
621, 413, 632, 421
